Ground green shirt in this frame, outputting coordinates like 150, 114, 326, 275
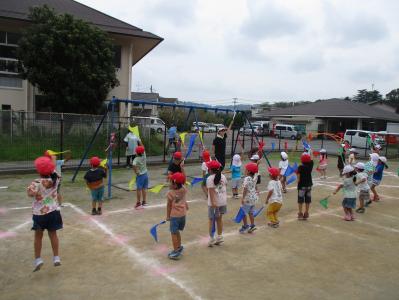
133, 154, 147, 175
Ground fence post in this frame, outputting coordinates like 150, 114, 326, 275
278, 130, 281, 150
321, 134, 324, 149
231, 128, 235, 157
163, 124, 167, 163
251, 130, 254, 150
60, 113, 64, 159
117, 121, 121, 165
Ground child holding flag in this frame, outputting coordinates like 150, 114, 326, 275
166, 172, 188, 260
132, 146, 148, 208
265, 167, 283, 228
370, 156, 388, 202
239, 163, 259, 233
354, 162, 370, 213
297, 153, 313, 220
230, 154, 242, 199
167, 151, 185, 179
318, 149, 328, 179
278, 152, 289, 193
333, 165, 357, 221
28, 156, 62, 271
337, 144, 346, 177
364, 153, 379, 206
84, 157, 107, 215
201, 150, 211, 198
206, 160, 227, 246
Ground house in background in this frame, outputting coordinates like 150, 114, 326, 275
130, 92, 178, 117
0, 0, 162, 116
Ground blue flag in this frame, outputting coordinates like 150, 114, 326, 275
185, 134, 197, 159
287, 174, 297, 185
284, 162, 298, 177
271, 142, 275, 150
253, 206, 265, 218
232, 207, 246, 223
150, 220, 167, 242
302, 140, 311, 150
191, 177, 203, 186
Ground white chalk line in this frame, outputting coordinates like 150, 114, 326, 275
67, 202, 203, 300
8, 206, 31, 210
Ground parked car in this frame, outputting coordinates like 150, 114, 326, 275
214, 124, 226, 131
239, 125, 260, 136
344, 130, 385, 148
252, 121, 271, 136
273, 124, 301, 140
191, 122, 215, 133
130, 116, 165, 134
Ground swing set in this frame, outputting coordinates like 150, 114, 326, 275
71, 97, 272, 199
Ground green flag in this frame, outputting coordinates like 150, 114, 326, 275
319, 197, 329, 209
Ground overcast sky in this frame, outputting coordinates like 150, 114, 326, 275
78, 0, 399, 106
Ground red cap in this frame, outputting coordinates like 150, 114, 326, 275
34, 156, 55, 176
245, 162, 258, 174
301, 153, 312, 163
202, 150, 211, 162
206, 160, 221, 170
43, 150, 51, 158
268, 167, 280, 178
170, 172, 186, 184
135, 146, 145, 155
173, 151, 182, 160
90, 156, 101, 167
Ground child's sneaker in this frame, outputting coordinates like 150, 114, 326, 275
168, 250, 181, 260
53, 256, 61, 267
177, 245, 184, 253
248, 224, 257, 233
142, 201, 148, 206
350, 214, 355, 221
134, 202, 141, 209
91, 208, 97, 215
297, 212, 303, 220
271, 223, 279, 228
208, 237, 215, 247
239, 225, 249, 233
97, 208, 102, 215
365, 200, 372, 207
344, 214, 351, 221
33, 257, 43, 272
303, 212, 309, 220
215, 235, 224, 245
356, 207, 365, 213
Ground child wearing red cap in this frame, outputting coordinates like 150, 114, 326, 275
239, 163, 259, 233
84, 156, 107, 215
201, 150, 211, 198
166, 172, 189, 260
132, 146, 148, 208
206, 160, 227, 246
265, 167, 283, 228
167, 151, 185, 181
27, 156, 62, 272
297, 153, 313, 220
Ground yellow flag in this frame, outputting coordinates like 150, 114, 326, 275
128, 125, 141, 140
149, 184, 166, 193
185, 181, 191, 186
100, 159, 108, 168
199, 131, 204, 145
46, 150, 70, 156
128, 175, 136, 191
179, 132, 188, 147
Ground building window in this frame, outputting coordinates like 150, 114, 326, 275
0, 31, 22, 88
114, 45, 122, 69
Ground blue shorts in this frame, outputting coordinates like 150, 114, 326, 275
208, 206, 227, 219
170, 216, 186, 234
342, 198, 356, 209
242, 204, 255, 215
32, 210, 63, 231
136, 173, 149, 190
91, 186, 104, 202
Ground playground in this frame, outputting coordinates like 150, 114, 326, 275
1, 156, 399, 300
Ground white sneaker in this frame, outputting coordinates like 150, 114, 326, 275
33, 257, 43, 272
208, 237, 215, 247
215, 235, 224, 245
53, 256, 61, 267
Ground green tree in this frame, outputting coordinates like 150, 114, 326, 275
353, 89, 382, 103
17, 5, 119, 114
386, 88, 399, 103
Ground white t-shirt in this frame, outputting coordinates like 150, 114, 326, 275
356, 172, 370, 191
124, 133, 141, 156
267, 180, 283, 203
279, 160, 289, 176
201, 162, 208, 174
348, 153, 356, 165
206, 174, 227, 207
242, 176, 259, 205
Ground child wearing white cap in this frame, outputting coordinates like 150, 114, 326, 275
370, 156, 387, 202
230, 154, 242, 199
250, 154, 261, 185
318, 149, 328, 179
333, 165, 357, 221
278, 152, 289, 193
354, 162, 370, 213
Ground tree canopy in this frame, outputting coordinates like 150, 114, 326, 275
353, 89, 383, 103
17, 5, 119, 114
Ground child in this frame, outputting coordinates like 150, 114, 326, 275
333, 165, 357, 221
206, 160, 227, 247
201, 150, 211, 198
239, 163, 259, 233
318, 149, 328, 179
27, 156, 62, 272
167, 151, 185, 180
297, 153, 313, 220
265, 167, 283, 228
364, 153, 379, 206
84, 156, 107, 215
354, 162, 370, 213
278, 151, 289, 193
370, 156, 387, 202
250, 154, 261, 184
132, 146, 149, 208
166, 172, 188, 260
337, 144, 346, 177
348, 148, 358, 165
230, 154, 242, 199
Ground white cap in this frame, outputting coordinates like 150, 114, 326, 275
354, 162, 365, 170
217, 126, 226, 132
320, 149, 327, 153
341, 144, 346, 148
349, 148, 358, 153
250, 154, 260, 161
232, 154, 242, 167
379, 156, 387, 164
342, 165, 354, 175
374, 144, 382, 150
280, 151, 288, 160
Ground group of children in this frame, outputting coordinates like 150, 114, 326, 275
27, 140, 389, 267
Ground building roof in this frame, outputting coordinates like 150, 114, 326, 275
131, 92, 159, 101
261, 99, 399, 122
0, 0, 163, 65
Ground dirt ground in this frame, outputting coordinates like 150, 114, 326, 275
1, 158, 399, 300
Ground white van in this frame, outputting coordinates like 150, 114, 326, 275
344, 130, 385, 148
131, 116, 165, 133
274, 124, 300, 140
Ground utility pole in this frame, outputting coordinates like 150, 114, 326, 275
233, 97, 238, 111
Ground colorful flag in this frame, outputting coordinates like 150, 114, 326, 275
128, 175, 136, 191
232, 207, 246, 223
284, 163, 298, 177
150, 220, 167, 242
100, 158, 108, 168
284, 141, 288, 151
302, 140, 311, 150
148, 184, 166, 194
286, 174, 297, 185
253, 206, 265, 218
271, 142, 275, 150
128, 125, 141, 140
319, 197, 329, 209
185, 134, 197, 159
46, 150, 70, 156
199, 131, 204, 146
179, 132, 188, 147
191, 177, 203, 186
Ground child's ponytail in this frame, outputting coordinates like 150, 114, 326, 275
214, 169, 222, 185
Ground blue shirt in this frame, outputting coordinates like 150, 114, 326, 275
373, 164, 384, 181
230, 165, 241, 179
168, 126, 177, 139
